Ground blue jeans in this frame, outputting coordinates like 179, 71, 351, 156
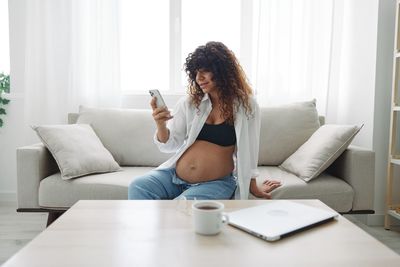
128, 168, 237, 200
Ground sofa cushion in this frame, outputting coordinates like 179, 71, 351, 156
39, 166, 353, 212
38, 166, 154, 208
280, 124, 362, 182
32, 124, 121, 180
258, 99, 320, 165
252, 166, 354, 212
77, 106, 173, 166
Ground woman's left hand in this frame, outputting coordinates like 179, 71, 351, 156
250, 179, 282, 199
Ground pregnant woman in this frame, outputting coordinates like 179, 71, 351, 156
128, 41, 281, 200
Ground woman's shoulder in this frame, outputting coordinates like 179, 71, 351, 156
249, 95, 259, 108
236, 95, 259, 113
249, 95, 258, 106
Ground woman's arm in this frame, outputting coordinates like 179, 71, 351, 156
247, 98, 281, 198
153, 96, 188, 153
249, 98, 261, 181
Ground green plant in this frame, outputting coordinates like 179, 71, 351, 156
0, 72, 10, 127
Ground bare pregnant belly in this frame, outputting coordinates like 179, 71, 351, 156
176, 140, 235, 183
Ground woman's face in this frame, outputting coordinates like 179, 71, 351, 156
195, 69, 217, 93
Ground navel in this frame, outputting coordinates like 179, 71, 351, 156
189, 164, 197, 170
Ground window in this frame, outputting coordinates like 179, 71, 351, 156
119, 0, 170, 94
120, 0, 242, 94
181, 0, 241, 88
119, 0, 333, 114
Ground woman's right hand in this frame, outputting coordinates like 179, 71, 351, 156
150, 97, 173, 127
250, 179, 281, 199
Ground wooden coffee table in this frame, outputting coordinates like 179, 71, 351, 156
3, 200, 400, 266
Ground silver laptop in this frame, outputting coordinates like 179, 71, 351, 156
228, 200, 339, 241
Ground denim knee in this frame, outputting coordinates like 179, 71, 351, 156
128, 176, 157, 200
128, 168, 179, 200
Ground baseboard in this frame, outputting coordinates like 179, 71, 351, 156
350, 213, 400, 226
0, 191, 17, 202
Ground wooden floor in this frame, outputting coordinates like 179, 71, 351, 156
345, 214, 400, 254
1, 201, 400, 265
0, 201, 47, 265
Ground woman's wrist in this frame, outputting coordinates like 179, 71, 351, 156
156, 126, 169, 143
249, 178, 257, 194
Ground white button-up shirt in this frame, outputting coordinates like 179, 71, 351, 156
153, 93, 260, 199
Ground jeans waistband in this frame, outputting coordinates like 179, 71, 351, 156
170, 168, 234, 185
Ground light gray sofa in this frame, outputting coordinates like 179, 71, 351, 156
16, 101, 375, 226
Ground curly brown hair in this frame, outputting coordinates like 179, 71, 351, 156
184, 41, 253, 124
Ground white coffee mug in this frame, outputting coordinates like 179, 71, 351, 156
192, 201, 229, 235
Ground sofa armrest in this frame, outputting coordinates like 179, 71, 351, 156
16, 143, 59, 209
325, 145, 375, 212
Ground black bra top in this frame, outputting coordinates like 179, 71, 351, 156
196, 121, 236, 146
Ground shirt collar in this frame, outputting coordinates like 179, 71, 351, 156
201, 93, 210, 102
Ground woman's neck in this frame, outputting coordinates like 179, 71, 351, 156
208, 91, 221, 107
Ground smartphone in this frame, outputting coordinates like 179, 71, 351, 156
149, 89, 167, 108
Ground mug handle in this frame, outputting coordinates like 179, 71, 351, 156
221, 212, 229, 225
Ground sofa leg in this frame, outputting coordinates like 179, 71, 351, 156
46, 211, 65, 227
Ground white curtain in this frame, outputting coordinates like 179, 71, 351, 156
22, 0, 121, 128
0, 0, 9, 73
253, 0, 334, 115
19, 0, 334, 130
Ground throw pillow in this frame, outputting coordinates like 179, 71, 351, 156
32, 124, 121, 180
279, 124, 363, 182
258, 99, 321, 165
77, 106, 173, 166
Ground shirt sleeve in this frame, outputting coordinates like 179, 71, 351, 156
153, 96, 188, 153
249, 98, 261, 179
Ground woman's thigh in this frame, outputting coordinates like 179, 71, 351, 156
176, 175, 237, 200
128, 168, 183, 200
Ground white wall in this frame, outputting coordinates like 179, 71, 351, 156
0, 0, 12, 200
373, 0, 397, 222
0, 0, 10, 73
0, 96, 25, 202
327, 0, 397, 224
0, 0, 29, 201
